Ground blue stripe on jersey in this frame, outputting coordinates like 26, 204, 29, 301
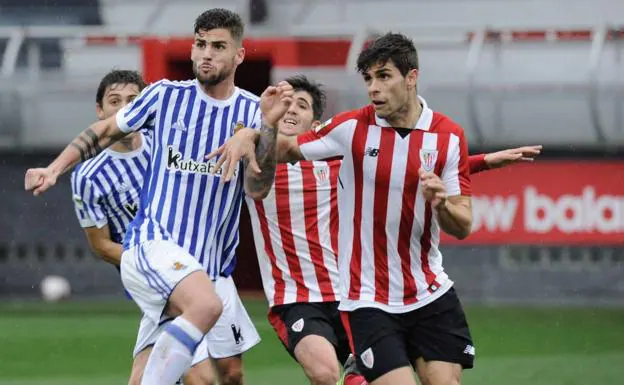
165, 88, 197, 234
178, 99, 206, 245
120, 80, 261, 279
189, 105, 219, 260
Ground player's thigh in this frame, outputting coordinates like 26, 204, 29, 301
204, 276, 260, 359
370, 366, 418, 385
414, 358, 462, 385
341, 308, 412, 383
121, 240, 217, 324
406, 288, 475, 375
128, 346, 152, 385
294, 334, 341, 384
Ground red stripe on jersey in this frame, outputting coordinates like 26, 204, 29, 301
328, 160, 341, 263
275, 165, 309, 302
339, 312, 356, 355
255, 201, 286, 305
398, 131, 424, 305
267, 310, 289, 347
419, 134, 451, 292
300, 162, 335, 301
372, 128, 396, 303
348, 120, 369, 300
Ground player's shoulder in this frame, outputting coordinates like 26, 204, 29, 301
430, 111, 465, 137
319, 105, 373, 131
237, 87, 260, 103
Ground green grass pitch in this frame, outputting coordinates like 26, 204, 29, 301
1, 299, 623, 384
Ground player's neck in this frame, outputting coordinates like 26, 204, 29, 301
110, 133, 141, 153
198, 79, 236, 100
386, 99, 423, 128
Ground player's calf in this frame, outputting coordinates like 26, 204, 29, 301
184, 359, 216, 385
214, 356, 245, 385
295, 335, 341, 385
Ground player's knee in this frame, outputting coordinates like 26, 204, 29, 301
127, 367, 143, 385
305, 361, 340, 385
184, 364, 216, 385
219, 368, 244, 385
420, 369, 461, 385
184, 294, 223, 332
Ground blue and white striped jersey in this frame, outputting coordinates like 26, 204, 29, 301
115, 79, 261, 279
71, 132, 151, 244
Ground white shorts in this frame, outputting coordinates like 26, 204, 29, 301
133, 275, 261, 362
121, 239, 205, 322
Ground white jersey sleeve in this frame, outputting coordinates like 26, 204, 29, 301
70, 170, 107, 229
441, 124, 472, 197
116, 81, 162, 133
296, 111, 359, 160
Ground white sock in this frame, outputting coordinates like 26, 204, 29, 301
140, 317, 203, 385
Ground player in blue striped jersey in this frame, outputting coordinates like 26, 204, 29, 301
25, 8, 294, 385
70, 70, 217, 385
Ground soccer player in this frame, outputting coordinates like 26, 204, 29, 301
229, 75, 541, 385
25, 8, 293, 385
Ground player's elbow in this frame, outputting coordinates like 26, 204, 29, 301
245, 186, 270, 201
454, 226, 472, 240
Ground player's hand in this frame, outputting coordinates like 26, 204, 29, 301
205, 128, 261, 183
260, 81, 294, 129
484, 145, 542, 169
25, 167, 58, 196
419, 168, 447, 210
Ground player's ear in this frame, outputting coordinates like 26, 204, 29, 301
310, 120, 322, 131
406, 68, 419, 90
96, 103, 105, 120
235, 46, 245, 66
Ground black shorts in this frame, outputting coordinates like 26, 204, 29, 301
268, 301, 351, 365
340, 288, 475, 382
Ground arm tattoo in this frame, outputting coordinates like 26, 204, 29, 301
70, 127, 106, 162
245, 122, 278, 197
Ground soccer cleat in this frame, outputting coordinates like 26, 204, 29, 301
342, 354, 364, 381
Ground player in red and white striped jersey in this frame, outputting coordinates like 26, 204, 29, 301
226, 74, 540, 385
241, 33, 481, 385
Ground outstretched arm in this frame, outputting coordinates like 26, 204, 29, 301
25, 115, 126, 196
469, 145, 542, 174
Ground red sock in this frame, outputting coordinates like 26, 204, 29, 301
344, 373, 368, 385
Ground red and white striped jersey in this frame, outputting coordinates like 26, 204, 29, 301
246, 159, 342, 307
297, 97, 472, 313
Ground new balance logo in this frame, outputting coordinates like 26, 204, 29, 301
172, 119, 187, 132
231, 324, 244, 345
364, 147, 379, 157
463, 345, 475, 356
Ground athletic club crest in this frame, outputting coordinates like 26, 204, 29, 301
419, 149, 438, 172
361, 347, 375, 369
313, 167, 328, 182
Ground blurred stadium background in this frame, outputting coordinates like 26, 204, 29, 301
1, 0, 623, 384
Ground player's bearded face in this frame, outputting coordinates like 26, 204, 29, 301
278, 90, 317, 136
192, 29, 244, 87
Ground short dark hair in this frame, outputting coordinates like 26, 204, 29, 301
96, 69, 146, 105
356, 33, 419, 77
285, 75, 327, 120
194, 8, 244, 42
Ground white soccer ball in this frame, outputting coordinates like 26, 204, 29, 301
40, 275, 71, 302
